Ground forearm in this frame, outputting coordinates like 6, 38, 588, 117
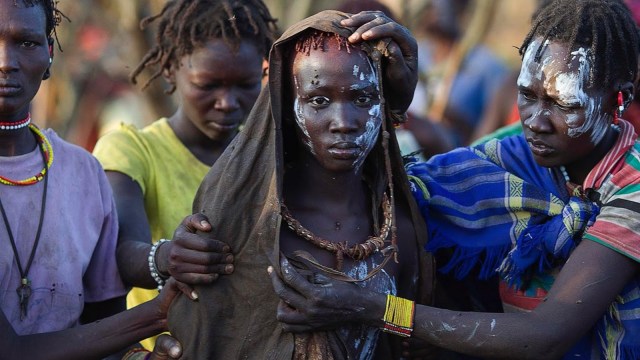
410, 306, 567, 360
362, 292, 567, 359
117, 240, 157, 288
11, 300, 165, 360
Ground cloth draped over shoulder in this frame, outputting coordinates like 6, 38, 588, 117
407, 134, 598, 285
168, 10, 433, 360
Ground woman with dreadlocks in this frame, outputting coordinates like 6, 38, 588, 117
92, 0, 278, 351
270, 0, 640, 358
166, 9, 433, 359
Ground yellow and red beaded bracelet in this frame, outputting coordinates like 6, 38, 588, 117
382, 294, 415, 337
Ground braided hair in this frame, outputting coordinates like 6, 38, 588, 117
131, 0, 278, 93
520, 0, 640, 89
17, 0, 66, 48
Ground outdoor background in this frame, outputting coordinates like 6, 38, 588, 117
33, 0, 537, 150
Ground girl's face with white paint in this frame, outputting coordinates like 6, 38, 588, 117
290, 36, 382, 173
517, 38, 617, 169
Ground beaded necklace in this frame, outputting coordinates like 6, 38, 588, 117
0, 124, 54, 186
0, 113, 31, 130
0, 124, 50, 319
281, 192, 393, 271
559, 165, 571, 183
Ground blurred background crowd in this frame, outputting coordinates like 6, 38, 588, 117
34, 0, 539, 153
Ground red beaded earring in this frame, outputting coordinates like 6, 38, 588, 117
614, 91, 624, 125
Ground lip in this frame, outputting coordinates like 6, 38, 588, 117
0, 83, 21, 96
207, 119, 241, 131
527, 137, 555, 156
329, 141, 362, 159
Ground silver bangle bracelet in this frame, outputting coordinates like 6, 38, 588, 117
148, 238, 171, 291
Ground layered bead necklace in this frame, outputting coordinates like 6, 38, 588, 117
0, 124, 54, 186
0, 122, 53, 319
0, 113, 31, 130
281, 192, 393, 272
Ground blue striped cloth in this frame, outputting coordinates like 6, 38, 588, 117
406, 135, 599, 286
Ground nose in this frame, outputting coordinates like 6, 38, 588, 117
0, 44, 18, 75
213, 88, 240, 113
522, 106, 553, 133
329, 103, 360, 134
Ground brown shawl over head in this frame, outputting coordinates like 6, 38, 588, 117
168, 10, 433, 359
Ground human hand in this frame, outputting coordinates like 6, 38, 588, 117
160, 213, 234, 299
268, 257, 381, 332
153, 278, 180, 322
340, 11, 418, 113
148, 334, 182, 360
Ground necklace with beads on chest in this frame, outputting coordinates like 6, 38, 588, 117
0, 124, 53, 319
281, 191, 394, 272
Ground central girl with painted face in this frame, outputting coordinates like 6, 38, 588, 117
292, 34, 382, 173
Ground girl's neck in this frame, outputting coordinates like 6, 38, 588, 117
284, 158, 367, 208
167, 110, 236, 166
0, 127, 37, 157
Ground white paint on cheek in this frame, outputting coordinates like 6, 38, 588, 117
353, 105, 381, 173
293, 76, 314, 154
353, 64, 359, 77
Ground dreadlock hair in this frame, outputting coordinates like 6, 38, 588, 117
293, 30, 354, 55
520, 0, 640, 90
130, 0, 278, 93
16, 0, 66, 49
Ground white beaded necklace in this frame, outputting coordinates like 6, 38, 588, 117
0, 115, 31, 130
559, 165, 571, 183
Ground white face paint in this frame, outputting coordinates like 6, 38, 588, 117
293, 75, 314, 154
293, 52, 382, 172
352, 56, 381, 173
518, 40, 611, 145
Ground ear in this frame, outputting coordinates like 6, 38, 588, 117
162, 66, 175, 86
42, 37, 54, 80
620, 81, 635, 108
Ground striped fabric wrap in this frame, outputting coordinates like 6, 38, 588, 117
407, 119, 640, 359
406, 135, 597, 285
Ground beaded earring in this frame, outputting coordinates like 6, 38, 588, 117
614, 90, 624, 126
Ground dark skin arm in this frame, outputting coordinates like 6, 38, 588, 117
107, 171, 233, 295
342, 11, 418, 114
270, 239, 639, 360
1, 280, 181, 360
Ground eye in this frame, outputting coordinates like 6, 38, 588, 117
20, 41, 38, 48
355, 95, 374, 106
555, 102, 580, 112
519, 89, 535, 101
194, 82, 219, 90
309, 96, 330, 107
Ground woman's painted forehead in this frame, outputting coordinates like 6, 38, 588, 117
292, 36, 376, 80
518, 39, 593, 100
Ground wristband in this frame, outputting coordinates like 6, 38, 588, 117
148, 238, 171, 291
381, 294, 414, 337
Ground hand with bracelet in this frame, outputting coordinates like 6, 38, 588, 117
151, 213, 235, 299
